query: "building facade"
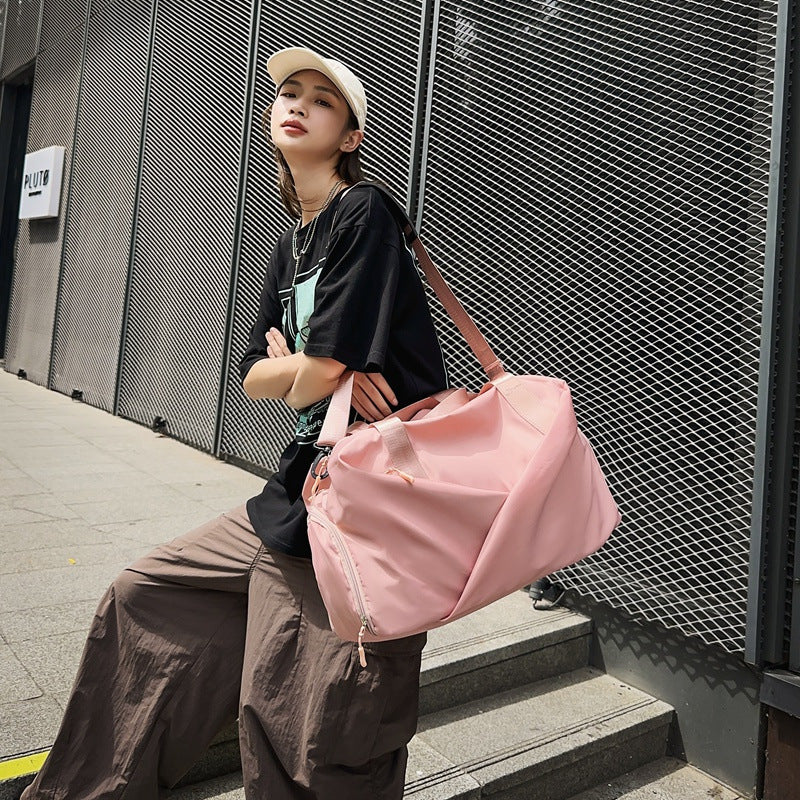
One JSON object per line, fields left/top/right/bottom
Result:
{"left": 1, "top": 1, "right": 798, "bottom": 796}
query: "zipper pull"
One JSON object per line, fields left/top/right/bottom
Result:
{"left": 357, "top": 621, "right": 368, "bottom": 667}
{"left": 385, "top": 467, "right": 415, "bottom": 484}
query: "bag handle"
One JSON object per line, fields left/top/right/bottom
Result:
{"left": 315, "top": 184, "right": 507, "bottom": 449}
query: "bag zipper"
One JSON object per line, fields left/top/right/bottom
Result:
{"left": 307, "top": 507, "right": 376, "bottom": 666}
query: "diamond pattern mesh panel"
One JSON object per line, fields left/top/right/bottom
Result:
{"left": 49, "top": 0, "right": 152, "bottom": 410}
{"left": 39, "top": 0, "right": 85, "bottom": 53}
{"left": 218, "top": 0, "right": 428, "bottom": 471}
{"left": 4, "top": 23, "right": 82, "bottom": 384}
{"left": 419, "top": 0, "right": 778, "bottom": 653}
{"left": 116, "top": 1, "right": 251, "bottom": 450}
{"left": 1, "top": 0, "right": 39, "bottom": 78}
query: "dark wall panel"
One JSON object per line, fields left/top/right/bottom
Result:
{"left": 419, "top": 0, "right": 778, "bottom": 654}
{"left": 49, "top": 0, "right": 152, "bottom": 409}
{"left": 4, "top": 23, "right": 82, "bottom": 383}
{"left": 219, "top": 0, "right": 429, "bottom": 471}
{"left": 116, "top": 0, "right": 252, "bottom": 450}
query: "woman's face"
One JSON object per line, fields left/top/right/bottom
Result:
{"left": 270, "top": 69, "right": 361, "bottom": 160}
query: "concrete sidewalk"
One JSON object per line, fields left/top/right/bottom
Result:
{"left": 0, "top": 367, "right": 266, "bottom": 778}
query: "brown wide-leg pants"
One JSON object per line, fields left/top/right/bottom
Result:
{"left": 20, "top": 503, "right": 426, "bottom": 800}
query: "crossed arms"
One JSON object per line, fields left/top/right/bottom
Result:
{"left": 242, "top": 327, "right": 397, "bottom": 422}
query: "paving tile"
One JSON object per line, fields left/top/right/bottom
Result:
{"left": 49, "top": 480, "right": 165, "bottom": 504}
{"left": 95, "top": 511, "right": 226, "bottom": 545}
{"left": 0, "top": 643, "right": 42, "bottom": 703}
{"left": 0, "top": 561, "right": 129, "bottom": 612}
{"left": 0, "top": 496, "right": 80, "bottom": 525}
{"left": 0, "top": 519, "right": 111, "bottom": 552}
{"left": 67, "top": 489, "right": 217, "bottom": 526}
{"left": 0, "top": 477, "right": 47, "bottom": 498}
{"left": 51, "top": 689, "right": 74, "bottom": 713}
{"left": 8, "top": 444, "right": 123, "bottom": 468}
{"left": 0, "top": 541, "right": 151, "bottom": 575}
{"left": 32, "top": 468, "right": 157, "bottom": 494}
{"left": 11, "top": 631, "right": 89, "bottom": 694}
{"left": 2, "top": 429, "right": 87, "bottom": 449}
{"left": 200, "top": 495, "right": 258, "bottom": 516}
{"left": 169, "top": 476, "right": 265, "bottom": 502}
{"left": 163, "top": 772, "right": 246, "bottom": 800}
{"left": 0, "top": 600, "right": 99, "bottom": 643}
{"left": 0, "top": 695, "right": 64, "bottom": 755}
{"left": 17, "top": 458, "right": 139, "bottom": 478}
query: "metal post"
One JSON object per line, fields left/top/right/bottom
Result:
{"left": 746, "top": 0, "right": 800, "bottom": 667}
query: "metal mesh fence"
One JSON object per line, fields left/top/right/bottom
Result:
{"left": 115, "top": 0, "right": 252, "bottom": 450}
{"left": 4, "top": 22, "right": 82, "bottom": 384}
{"left": 218, "top": 0, "right": 429, "bottom": 472}
{"left": 49, "top": 0, "right": 152, "bottom": 411}
{"left": 418, "top": 0, "right": 778, "bottom": 653}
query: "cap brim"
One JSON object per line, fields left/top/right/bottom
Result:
{"left": 268, "top": 48, "right": 349, "bottom": 107}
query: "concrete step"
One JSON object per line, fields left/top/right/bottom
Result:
{"left": 406, "top": 666, "right": 673, "bottom": 799}
{"left": 171, "top": 592, "right": 592, "bottom": 789}
{"left": 162, "top": 757, "right": 742, "bottom": 800}
{"left": 419, "top": 592, "right": 591, "bottom": 715}
{"left": 565, "top": 756, "right": 747, "bottom": 799}
{"left": 164, "top": 666, "right": 673, "bottom": 800}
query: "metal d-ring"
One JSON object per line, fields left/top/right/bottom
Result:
{"left": 310, "top": 448, "right": 331, "bottom": 480}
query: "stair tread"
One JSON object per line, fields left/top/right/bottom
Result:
{"left": 410, "top": 666, "right": 672, "bottom": 795}
{"left": 421, "top": 593, "right": 590, "bottom": 684}
{"left": 565, "top": 757, "right": 747, "bottom": 799}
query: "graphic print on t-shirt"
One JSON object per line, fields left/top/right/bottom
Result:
{"left": 280, "top": 257, "right": 331, "bottom": 445}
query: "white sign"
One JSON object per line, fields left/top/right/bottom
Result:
{"left": 19, "top": 146, "right": 65, "bottom": 219}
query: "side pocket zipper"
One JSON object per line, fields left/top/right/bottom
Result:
{"left": 308, "top": 507, "right": 376, "bottom": 666}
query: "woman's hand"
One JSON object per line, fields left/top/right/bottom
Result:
{"left": 352, "top": 373, "right": 398, "bottom": 422}
{"left": 266, "top": 327, "right": 292, "bottom": 358}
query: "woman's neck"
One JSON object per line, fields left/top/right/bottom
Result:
{"left": 286, "top": 161, "right": 345, "bottom": 226}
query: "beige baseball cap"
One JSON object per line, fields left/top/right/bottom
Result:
{"left": 267, "top": 47, "right": 367, "bottom": 131}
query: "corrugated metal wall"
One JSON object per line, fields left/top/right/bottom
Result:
{"left": 114, "top": 1, "right": 253, "bottom": 448}
{"left": 0, "top": 0, "right": 39, "bottom": 80}
{"left": 4, "top": 20, "right": 82, "bottom": 384}
{"left": 49, "top": 0, "right": 152, "bottom": 411}
{"left": 0, "top": 0, "right": 787, "bottom": 656}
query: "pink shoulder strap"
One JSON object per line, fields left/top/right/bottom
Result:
{"left": 316, "top": 184, "right": 506, "bottom": 449}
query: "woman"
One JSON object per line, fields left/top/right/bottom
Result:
{"left": 21, "top": 47, "right": 449, "bottom": 799}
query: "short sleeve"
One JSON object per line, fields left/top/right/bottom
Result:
{"left": 302, "top": 217, "right": 401, "bottom": 372}
{"left": 239, "top": 249, "right": 283, "bottom": 384}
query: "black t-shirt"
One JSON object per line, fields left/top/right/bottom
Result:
{"left": 239, "top": 182, "right": 450, "bottom": 558}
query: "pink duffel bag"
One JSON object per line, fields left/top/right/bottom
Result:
{"left": 302, "top": 187, "right": 621, "bottom": 665}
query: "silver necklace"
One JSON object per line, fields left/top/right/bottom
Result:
{"left": 291, "top": 179, "right": 344, "bottom": 284}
